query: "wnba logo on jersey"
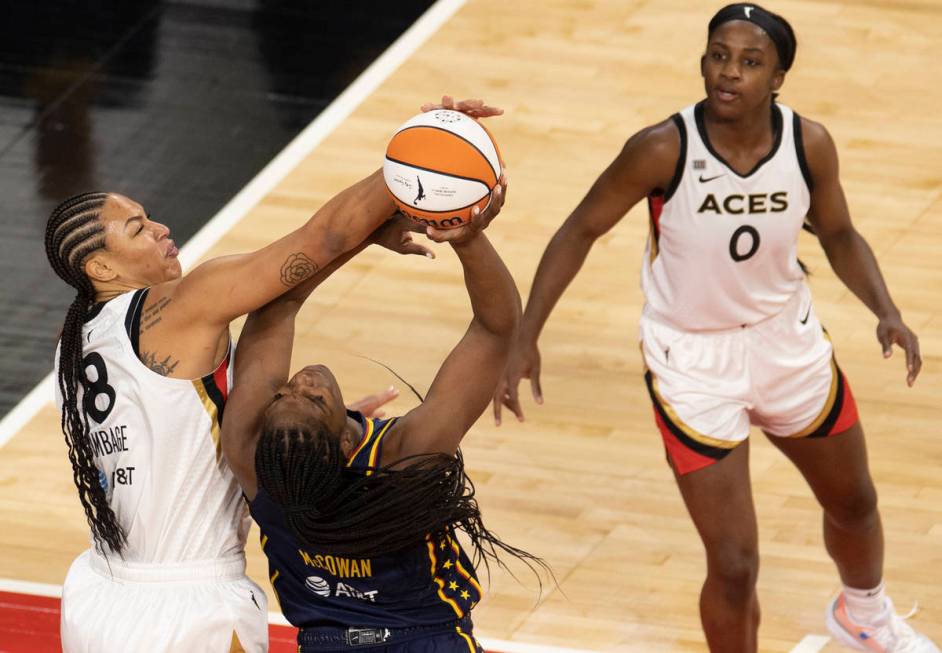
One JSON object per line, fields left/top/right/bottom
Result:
{"left": 697, "top": 192, "right": 788, "bottom": 215}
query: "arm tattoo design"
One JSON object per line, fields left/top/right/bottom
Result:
{"left": 140, "top": 296, "right": 173, "bottom": 334}
{"left": 280, "top": 252, "right": 318, "bottom": 287}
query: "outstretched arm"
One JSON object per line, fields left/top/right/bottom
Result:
{"left": 493, "top": 119, "right": 680, "bottom": 423}
{"left": 802, "top": 117, "right": 921, "bottom": 386}
{"left": 167, "top": 170, "right": 394, "bottom": 329}
{"left": 221, "top": 216, "right": 431, "bottom": 498}
{"left": 386, "top": 182, "right": 516, "bottom": 460}
{"left": 132, "top": 170, "right": 398, "bottom": 381}
{"left": 200, "top": 94, "right": 500, "bottom": 329}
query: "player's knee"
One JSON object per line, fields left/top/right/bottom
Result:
{"left": 825, "top": 482, "right": 879, "bottom": 530}
{"left": 706, "top": 544, "right": 759, "bottom": 601}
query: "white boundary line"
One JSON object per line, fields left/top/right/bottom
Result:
{"left": 0, "top": 0, "right": 467, "bottom": 450}
{"left": 0, "top": 374, "right": 54, "bottom": 450}
{"left": 0, "top": 577, "right": 62, "bottom": 598}
{"left": 789, "top": 634, "right": 831, "bottom": 653}
{"left": 0, "top": 578, "right": 597, "bottom": 653}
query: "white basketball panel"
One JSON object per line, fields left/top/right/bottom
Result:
{"left": 384, "top": 158, "right": 490, "bottom": 211}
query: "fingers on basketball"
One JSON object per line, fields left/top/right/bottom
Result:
{"left": 383, "top": 109, "right": 503, "bottom": 232}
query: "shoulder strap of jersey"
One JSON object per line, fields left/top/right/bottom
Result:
{"left": 791, "top": 108, "right": 814, "bottom": 191}
{"left": 663, "top": 112, "right": 687, "bottom": 202}
{"left": 123, "top": 287, "right": 150, "bottom": 357}
{"left": 345, "top": 413, "right": 399, "bottom": 474}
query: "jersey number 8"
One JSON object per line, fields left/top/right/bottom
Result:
{"left": 83, "top": 352, "right": 117, "bottom": 424}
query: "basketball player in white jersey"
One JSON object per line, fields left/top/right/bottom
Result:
{"left": 494, "top": 5, "right": 934, "bottom": 653}
{"left": 43, "top": 124, "right": 488, "bottom": 651}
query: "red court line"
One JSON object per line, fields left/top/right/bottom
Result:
{"left": 0, "top": 591, "right": 60, "bottom": 653}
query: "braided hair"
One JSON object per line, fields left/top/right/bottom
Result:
{"left": 255, "top": 423, "right": 547, "bottom": 582}
{"left": 45, "top": 192, "right": 127, "bottom": 555}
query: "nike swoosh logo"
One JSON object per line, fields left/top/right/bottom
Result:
{"left": 799, "top": 306, "right": 812, "bottom": 324}
{"left": 698, "top": 173, "right": 726, "bottom": 183}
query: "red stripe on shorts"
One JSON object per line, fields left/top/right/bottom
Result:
{"left": 653, "top": 407, "right": 718, "bottom": 475}
{"left": 829, "top": 373, "right": 858, "bottom": 435}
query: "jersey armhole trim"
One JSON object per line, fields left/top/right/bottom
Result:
{"left": 793, "top": 112, "right": 815, "bottom": 192}
{"left": 124, "top": 288, "right": 150, "bottom": 357}
{"left": 345, "top": 416, "right": 375, "bottom": 468}
{"left": 662, "top": 114, "right": 687, "bottom": 202}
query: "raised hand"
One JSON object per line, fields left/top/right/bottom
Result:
{"left": 370, "top": 213, "right": 435, "bottom": 258}
{"left": 347, "top": 386, "right": 400, "bottom": 419}
{"left": 421, "top": 95, "right": 503, "bottom": 119}
{"left": 425, "top": 176, "right": 507, "bottom": 246}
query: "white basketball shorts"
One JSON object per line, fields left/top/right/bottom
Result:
{"left": 640, "top": 283, "right": 858, "bottom": 475}
{"left": 61, "top": 549, "right": 269, "bottom": 653}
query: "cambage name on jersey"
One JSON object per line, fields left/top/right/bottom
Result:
{"left": 697, "top": 191, "right": 788, "bottom": 215}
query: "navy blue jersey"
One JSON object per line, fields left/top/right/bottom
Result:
{"left": 249, "top": 411, "right": 483, "bottom": 629}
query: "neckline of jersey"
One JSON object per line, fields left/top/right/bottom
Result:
{"left": 694, "top": 100, "right": 784, "bottom": 179}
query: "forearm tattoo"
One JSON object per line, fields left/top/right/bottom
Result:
{"left": 280, "top": 252, "right": 318, "bottom": 287}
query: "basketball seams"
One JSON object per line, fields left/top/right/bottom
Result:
{"left": 383, "top": 110, "right": 501, "bottom": 228}
{"left": 386, "top": 192, "right": 488, "bottom": 215}
{"left": 393, "top": 124, "right": 500, "bottom": 180}
{"left": 384, "top": 156, "right": 493, "bottom": 190}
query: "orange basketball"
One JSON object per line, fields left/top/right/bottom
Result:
{"left": 383, "top": 110, "right": 503, "bottom": 229}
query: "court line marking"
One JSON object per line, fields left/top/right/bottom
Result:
{"left": 789, "top": 634, "right": 831, "bottom": 653}
{"left": 0, "top": 578, "right": 599, "bottom": 653}
{"left": 0, "top": 577, "right": 832, "bottom": 653}
{"left": 0, "top": 577, "right": 62, "bottom": 598}
{"left": 0, "top": 0, "right": 467, "bottom": 450}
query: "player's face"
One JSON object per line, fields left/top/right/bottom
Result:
{"left": 92, "top": 194, "right": 181, "bottom": 286}
{"left": 701, "top": 21, "right": 784, "bottom": 119}
{"left": 266, "top": 364, "right": 347, "bottom": 438}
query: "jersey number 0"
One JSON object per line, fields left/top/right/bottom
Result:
{"left": 729, "top": 225, "right": 760, "bottom": 262}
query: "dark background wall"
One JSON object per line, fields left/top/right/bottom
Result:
{"left": 0, "top": 0, "right": 434, "bottom": 417}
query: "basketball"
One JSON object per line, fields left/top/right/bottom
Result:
{"left": 383, "top": 109, "right": 503, "bottom": 229}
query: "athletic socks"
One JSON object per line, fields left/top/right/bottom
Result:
{"left": 843, "top": 580, "right": 888, "bottom": 624}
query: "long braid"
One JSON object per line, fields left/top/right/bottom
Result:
{"left": 45, "top": 192, "right": 127, "bottom": 555}
{"left": 256, "top": 427, "right": 549, "bottom": 586}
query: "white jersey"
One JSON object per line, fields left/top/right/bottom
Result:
{"left": 641, "top": 101, "right": 812, "bottom": 331}
{"left": 55, "top": 288, "right": 249, "bottom": 563}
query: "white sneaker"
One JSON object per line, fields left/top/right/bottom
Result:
{"left": 826, "top": 592, "right": 940, "bottom": 653}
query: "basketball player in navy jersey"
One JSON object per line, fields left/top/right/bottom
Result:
{"left": 494, "top": 5, "right": 935, "bottom": 653}
{"left": 220, "top": 173, "right": 539, "bottom": 652}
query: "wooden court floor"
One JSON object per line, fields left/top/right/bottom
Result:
{"left": 1, "top": 1, "right": 940, "bottom": 651}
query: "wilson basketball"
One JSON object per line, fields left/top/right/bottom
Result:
{"left": 383, "top": 109, "right": 503, "bottom": 229}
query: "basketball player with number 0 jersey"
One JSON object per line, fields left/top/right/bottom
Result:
{"left": 495, "top": 4, "right": 935, "bottom": 653}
